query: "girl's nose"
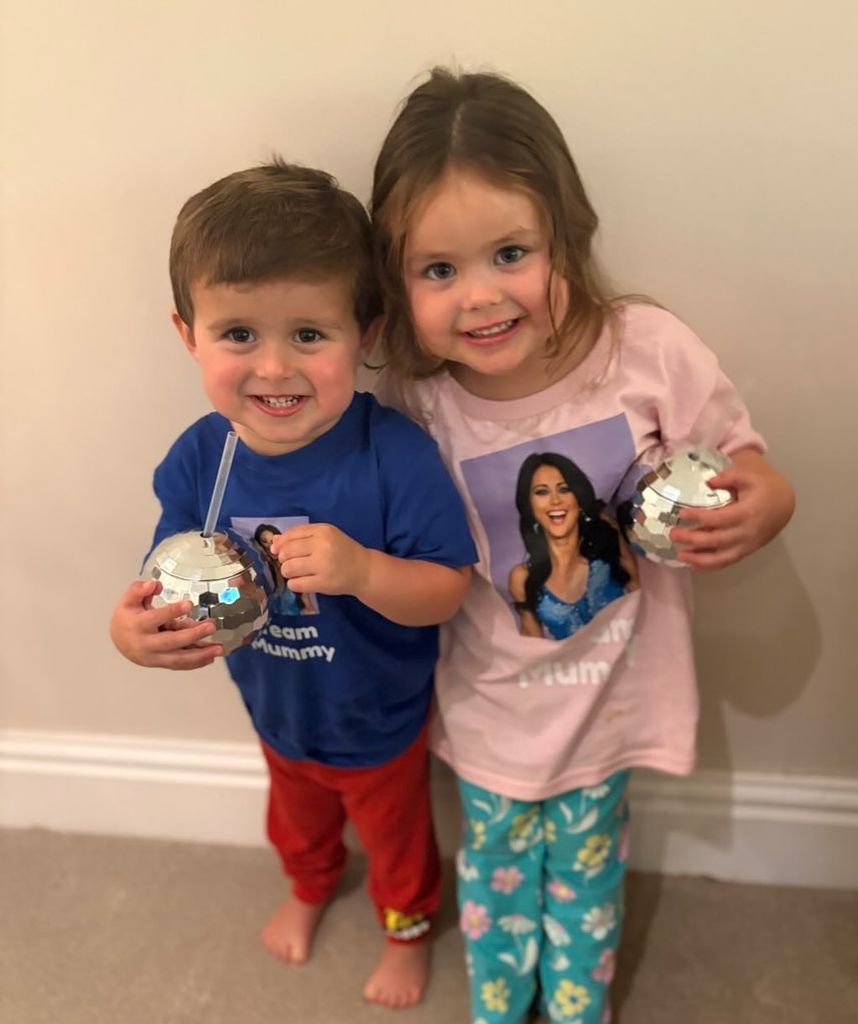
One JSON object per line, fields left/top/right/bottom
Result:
{"left": 460, "top": 274, "right": 503, "bottom": 312}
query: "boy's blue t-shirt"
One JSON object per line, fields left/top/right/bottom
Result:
{"left": 150, "top": 392, "right": 476, "bottom": 768}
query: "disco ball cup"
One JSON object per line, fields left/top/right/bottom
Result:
{"left": 142, "top": 531, "right": 269, "bottom": 654}
{"left": 626, "top": 447, "right": 733, "bottom": 567}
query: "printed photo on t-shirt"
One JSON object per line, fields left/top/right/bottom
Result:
{"left": 230, "top": 516, "right": 319, "bottom": 616}
{"left": 459, "top": 417, "right": 639, "bottom": 640}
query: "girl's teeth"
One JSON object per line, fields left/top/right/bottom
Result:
{"left": 468, "top": 319, "right": 515, "bottom": 337}
{"left": 260, "top": 395, "right": 300, "bottom": 408}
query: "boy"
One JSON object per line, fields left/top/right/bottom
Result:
{"left": 110, "top": 160, "right": 476, "bottom": 1009}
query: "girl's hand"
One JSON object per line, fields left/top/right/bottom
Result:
{"left": 109, "top": 579, "right": 224, "bottom": 669}
{"left": 670, "top": 450, "right": 795, "bottom": 571}
{"left": 271, "top": 524, "right": 371, "bottom": 597}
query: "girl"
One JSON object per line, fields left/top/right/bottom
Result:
{"left": 371, "top": 68, "right": 794, "bottom": 1024}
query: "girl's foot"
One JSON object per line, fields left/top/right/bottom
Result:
{"left": 362, "top": 941, "right": 429, "bottom": 1008}
{"left": 261, "top": 894, "right": 327, "bottom": 964}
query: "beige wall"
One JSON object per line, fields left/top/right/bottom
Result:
{"left": 2, "top": 1, "right": 855, "bottom": 778}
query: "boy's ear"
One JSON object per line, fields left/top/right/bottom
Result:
{"left": 172, "top": 309, "right": 199, "bottom": 360}
{"left": 359, "top": 315, "right": 383, "bottom": 359}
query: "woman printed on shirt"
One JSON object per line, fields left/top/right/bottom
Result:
{"left": 508, "top": 453, "right": 638, "bottom": 640}
{"left": 253, "top": 523, "right": 313, "bottom": 616}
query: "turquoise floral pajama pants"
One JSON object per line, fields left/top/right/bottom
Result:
{"left": 457, "top": 771, "right": 630, "bottom": 1024}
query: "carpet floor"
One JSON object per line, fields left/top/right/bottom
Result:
{"left": 2, "top": 828, "right": 855, "bottom": 1023}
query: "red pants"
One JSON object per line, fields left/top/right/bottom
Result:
{"left": 261, "top": 725, "right": 440, "bottom": 943}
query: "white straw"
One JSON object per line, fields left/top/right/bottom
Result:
{"left": 202, "top": 431, "right": 237, "bottom": 537}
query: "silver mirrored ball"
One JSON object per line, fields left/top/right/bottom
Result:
{"left": 142, "top": 531, "right": 268, "bottom": 653}
{"left": 626, "top": 447, "right": 732, "bottom": 567}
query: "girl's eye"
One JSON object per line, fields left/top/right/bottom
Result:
{"left": 496, "top": 245, "right": 526, "bottom": 265}
{"left": 425, "top": 262, "right": 456, "bottom": 281}
{"left": 295, "top": 328, "right": 324, "bottom": 343}
{"left": 225, "top": 327, "right": 254, "bottom": 344}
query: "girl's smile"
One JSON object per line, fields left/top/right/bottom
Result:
{"left": 462, "top": 317, "right": 523, "bottom": 345}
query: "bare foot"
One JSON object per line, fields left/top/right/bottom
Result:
{"left": 362, "top": 941, "right": 429, "bottom": 1009}
{"left": 261, "top": 894, "right": 327, "bottom": 964}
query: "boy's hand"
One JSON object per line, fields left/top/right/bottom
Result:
{"left": 109, "top": 579, "right": 224, "bottom": 669}
{"left": 670, "top": 450, "right": 795, "bottom": 571}
{"left": 270, "top": 524, "right": 370, "bottom": 597}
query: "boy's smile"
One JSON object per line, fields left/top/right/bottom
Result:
{"left": 174, "top": 277, "right": 372, "bottom": 456}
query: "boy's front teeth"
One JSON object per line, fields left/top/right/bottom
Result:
{"left": 260, "top": 395, "right": 300, "bottom": 408}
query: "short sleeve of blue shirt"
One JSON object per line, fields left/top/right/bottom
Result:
{"left": 370, "top": 400, "right": 477, "bottom": 568}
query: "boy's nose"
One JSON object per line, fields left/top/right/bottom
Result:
{"left": 256, "top": 345, "right": 296, "bottom": 380}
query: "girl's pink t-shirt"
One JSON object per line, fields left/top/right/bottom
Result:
{"left": 379, "top": 305, "right": 765, "bottom": 799}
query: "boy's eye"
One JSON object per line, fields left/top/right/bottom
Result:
{"left": 295, "top": 328, "right": 324, "bottom": 343}
{"left": 425, "top": 262, "right": 456, "bottom": 281}
{"left": 496, "top": 245, "right": 526, "bottom": 265}
{"left": 224, "top": 327, "right": 254, "bottom": 343}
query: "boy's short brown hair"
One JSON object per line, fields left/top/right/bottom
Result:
{"left": 170, "top": 158, "right": 381, "bottom": 330}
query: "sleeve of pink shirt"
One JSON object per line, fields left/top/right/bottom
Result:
{"left": 644, "top": 308, "right": 766, "bottom": 456}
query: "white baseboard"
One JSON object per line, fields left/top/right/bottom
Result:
{"left": 2, "top": 730, "right": 856, "bottom": 889}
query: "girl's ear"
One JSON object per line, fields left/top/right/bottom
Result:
{"left": 172, "top": 309, "right": 198, "bottom": 359}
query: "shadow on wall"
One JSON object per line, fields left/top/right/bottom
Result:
{"left": 615, "top": 537, "right": 819, "bottom": 1019}
{"left": 694, "top": 536, "right": 819, "bottom": 733}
